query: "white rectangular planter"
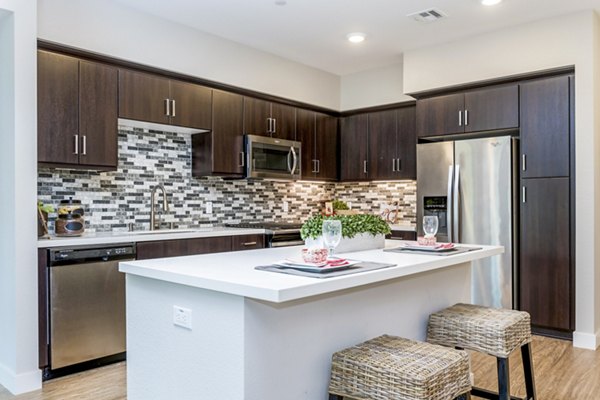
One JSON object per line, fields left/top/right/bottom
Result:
{"left": 305, "top": 233, "right": 385, "bottom": 253}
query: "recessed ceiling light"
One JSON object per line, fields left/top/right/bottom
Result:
{"left": 481, "top": 0, "right": 502, "bottom": 6}
{"left": 346, "top": 32, "right": 366, "bottom": 43}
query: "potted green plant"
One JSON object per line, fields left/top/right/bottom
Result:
{"left": 38, "top": 200, "right": 54, "bottom": 237}
{"left": 301, "top": 213, "right": 391, "bottom": 253}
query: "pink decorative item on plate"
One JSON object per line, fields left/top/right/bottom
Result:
{"left": 302, "top": 248, "right": 329, "bottom": 264}
{"left": 417, "top": 235, "right": 437, "bottom": 246}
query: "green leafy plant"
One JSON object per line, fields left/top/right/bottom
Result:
{"left": 332, "top": 199, "right": 349, "bottom": 211}
{"left": 301, "top": 214, "right": 391, "bottom": 240}
{"left": 37, "top": 200, "right": 55, "bottom": 214}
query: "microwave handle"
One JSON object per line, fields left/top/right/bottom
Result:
{"left": 290, "top": 147, "right": 298, "bottom": 175}
{"left": 287, "top": 148, "right": 293, "bottom": 173}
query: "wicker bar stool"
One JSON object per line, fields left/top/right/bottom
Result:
{"left": 328, "top": 334, "right": 471, "bottom": 400}
{"left": 427, "top": 303, "right": 536, "bottom": 400}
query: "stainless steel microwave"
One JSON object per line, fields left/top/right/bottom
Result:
{"left": 245, "top": 134, "right": 301, "bottom": 180}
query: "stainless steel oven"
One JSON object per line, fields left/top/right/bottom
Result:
{"left": 246, "top": 134, "right": 301, "bottom": 180}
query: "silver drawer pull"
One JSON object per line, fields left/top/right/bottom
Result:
{"left": 82, "top": 135, "right": 87, "bottom": 155}
{"left": 243, "top": 241, "right": 257, "bottom": 246}
{"left": 164, "top": 99, "right": 170, "bottom": 116}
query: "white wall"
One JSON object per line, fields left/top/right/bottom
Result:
{"left": 340, "top": 61, "right": 414, "bottom": 111}
{"left": 405, "top": 11, "right": 600, "bottom": 349}
{"left": 0, "top": 0, "right": 41, "bottom": 394}
{"left": 37, "top": 0, "right": 341, "bottom": 110}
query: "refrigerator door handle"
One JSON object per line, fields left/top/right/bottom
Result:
{"left": 453, "top": 165, "right": 460, "bottom": 242}
{"left": 447, "top": 165, "right": 454, "bottom": 243}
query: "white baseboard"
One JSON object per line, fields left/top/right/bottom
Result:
{"left": 573, "top": 330, "right": 600, "bottom": 350}
{"left": 0, "top": 362, "right": 42, "bottom": 395}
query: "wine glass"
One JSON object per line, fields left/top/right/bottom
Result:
{"left": 322, "top": 220, "right": 342, "bottom": 258}
{"left": 423, "top": 216, "right": 439, "bottom": 237}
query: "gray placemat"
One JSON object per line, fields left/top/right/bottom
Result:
{"left": 383, "top": 245, "right": 482, "bottom": 256}
{"left": 255, "top": 261, "right": 396, "bottom": 279}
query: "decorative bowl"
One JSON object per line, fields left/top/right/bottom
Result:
{"left": 302, "top": 248, "right": 329, "bottom": 263}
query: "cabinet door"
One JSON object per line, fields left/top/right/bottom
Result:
{"left": 368, "top": 109, "right": 397, "bottom": 180}
{"left": 231, "top": 234, "right": 265, "bottom": 251}
{"left": 520, "top": 76, "right": 570, "bottom": 178}
{"left": 169, "top": 80, "right": 212, "bottom": 130}
{"left": 78, "top": 61, "right": 118, "bottom": 168}
{"left": 118, "top": 70, "right": 170, "bottom": 125}
{"left": 136, "top": 237, "right": 232, "bottom": 260}
{"left": 38, "top": 51, "right": 80, "bottom": 165}
{"left": 464, "top": 85, "right": 518, "bottom": 133}
{"left": 340, "top": 114, "right": 369, "bottom": 181}
{"left": 397, "top": 106, "right": 417, "bottom": 180}
{"left": 243, "top": 97, "right": 270, "bottom": 136}
{"left": 296, "top": 108, "right": 316, "bottom": 179}
{"left": 520, "top": 178, "right": 571, "bottom": 331}
{"left": 271, "top": 103, "right": 296, "bottom": 140}
{"left": 315, "top": 113, "right": 339, "bottom": 181}
{"left": 192, "top": 90, "right": 244, "bottom": 177}
{"left": 416, "top": 93, "right": 464, "bottom": 137}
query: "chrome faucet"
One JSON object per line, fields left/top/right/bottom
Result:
{"left": 150, "top": 184, "right": 169, "bottom": 230}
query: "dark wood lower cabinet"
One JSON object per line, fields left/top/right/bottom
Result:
{"left": 136, "top": 236, "right": 232, "bottom": 260}
{"left": 231, "top": 234, "right": 265, "bottom": 251}
{"left": 520, "top": 177, "right": 572, "bottom": 334}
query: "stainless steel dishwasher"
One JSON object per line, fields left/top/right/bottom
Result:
{"left": 47, "top": 244, "right": 135, "bottom": 374}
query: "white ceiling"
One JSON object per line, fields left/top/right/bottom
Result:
{"left": 112, "top": 0, "right": 600, "bottom": 76}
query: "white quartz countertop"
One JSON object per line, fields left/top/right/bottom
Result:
{"left": 389, "top": 224, "right": 416, "bottom": 231}
{"left": 119, "top": 241, "right": 503, "bottom": 303}
{"left": 37, "top": 227, "right": 265, "bottom": 248}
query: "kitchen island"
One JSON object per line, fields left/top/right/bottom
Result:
{"left": 120, "top": 242, "right": 503, "bottom": 400}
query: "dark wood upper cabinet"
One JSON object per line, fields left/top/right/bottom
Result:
{"left": 169, "top": 80, "right": 212, "bottom": 130}
{"left": 296, "top": 108, "right": 316, "bottom": 179}
{"left": 78, "top": 61, "right": 118, "bottom": 168}
{"left": 38, "top": 50, "right": 118, "bottom": 169}
{"left": 244, "top": 97, "right": 296, "bottom": 140}
{"left": 192, "top": 90, "right": 244, "bottom": 177}
{"left": 315, "top": 113, "right": 338, "bottom": 181}
{"left": 416, "top": 93, "right": 464, "bottom": 137}
{"left": 368, "top": 109, "right": 397, "bottom": 181}
{"left": 520, "top": 177, "right": 572, "bottom": 331}
{"left": 416, "top": 85, "right": 518, "bottom": 137}
{"left": 119, "top": 69, "right": 212, "bottom": 130}
{"left": 118, "top": 70, "right": 170, "bottom": 125}
{"left": 464, "top": 85, "right": 519, "bottom": 133}
{"left": 520, "top": 76, "right": 570, "bottom": 178}
{"left": 340, "top": 114, "right": 369, "bottom": 181}
{"left": 396, "top": 106, "right": 417, "bottom": 179}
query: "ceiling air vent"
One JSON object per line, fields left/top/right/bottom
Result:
{"left": 407, "top": 8, "right": 447, "bottom": 23}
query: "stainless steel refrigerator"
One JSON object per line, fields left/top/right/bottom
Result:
{"left": 416, "top": 136, "right": 518, "bottom": 309}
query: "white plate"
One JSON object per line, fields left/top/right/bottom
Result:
{"left": 401, "top": 243, "right": 456, "bottom": 252}
{"left": 274, "top": 259, "right": 362, "bottom": 273}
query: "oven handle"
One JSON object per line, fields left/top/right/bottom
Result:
{"left": 269, "top": 240, "right": 305, "bottom": 248}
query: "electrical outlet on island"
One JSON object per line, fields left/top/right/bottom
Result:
{"left": 173, "top": 306, "right": 192, "bottom": 330}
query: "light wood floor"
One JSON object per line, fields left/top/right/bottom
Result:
{"left": 0, "top": 336, "right": 598, "bottom": 399}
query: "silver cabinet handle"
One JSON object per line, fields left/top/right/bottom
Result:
{"left": 392, "top": 158, "right": 396, "bottom": 172}
{"left": 164, "top": 99, "right": 170, "bottom": 116}
{"left": 242, "top": 241, "right": 257, "bottom": 246}
{"left": 73, "top": 135, "right": 79, "bottom": 155}
{"left": 273, "top": 118, "right": 276, "bottom": 134}
{"left": 363, "top": 160, "right": 367, "bottom": 174}
{"left": 397, "top": 158, "right": 402, "bottom": 171}
{"left": 458, "top": 110, "right": 462, "bottom": 127}
{"left": 522, "top": 154, "right": 526, "bottom": 171}
{"left": 522, "top": 186, "right": 527, "bottom": 203}
{"left": 171, "top": 100, "right": 176, "bottom": 117}
{"left": 316, "top": 159, "right": 320, "bottom": 173}
{"left": 311, "top": 160, "right": 316, "bottom": 173}
{"left": 82, "top": 135, "right": 87, "bottom": 155}
{"left": 267, "top": 118, "right": 273, "bottom": 133}
{"left": 239, "top": 152, "right": 245, "bottom": 167}
{"left": 464, "top": 109, "right": 469, "bottom": 126}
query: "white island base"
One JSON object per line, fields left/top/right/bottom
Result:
{"left": 122, "top": 244, "right": 502, "bottom": 400}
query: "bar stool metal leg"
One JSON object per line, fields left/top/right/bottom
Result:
{"left": 521, "top": 343, "right": 537, "bottom": 400}
{"left": 497, "top": 357, "right": 510, "bottom": 400}
{"left": 329, "top": 394, "right": 343, "bottom": 400}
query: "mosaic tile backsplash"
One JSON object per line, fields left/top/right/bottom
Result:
{"left": 38, "top": 126, "right": 417, "bottom": 232}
